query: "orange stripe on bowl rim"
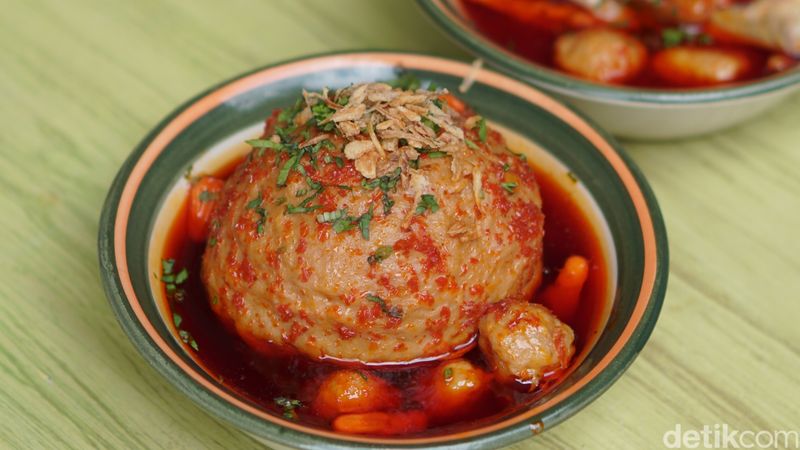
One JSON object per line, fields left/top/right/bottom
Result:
{"left": 113, "top": 52, "right": 658, "bottom": 445}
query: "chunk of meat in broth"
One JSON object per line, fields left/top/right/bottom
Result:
{"left": 710, "top": 0, "right": 800, "bottom": 56}
{"left": 478, "top": 302, "right": 575, "bottom": 390}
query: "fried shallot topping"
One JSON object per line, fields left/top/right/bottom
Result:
{"left": 297, "top": 82, "right": 472, "bottom": 181}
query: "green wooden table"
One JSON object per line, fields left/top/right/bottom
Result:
{"left": 2, "top": 1, "right": 798, "bottom": 448}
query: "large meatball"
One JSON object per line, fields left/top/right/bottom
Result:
{"left": 202, "top": 83, "right": 545, "bottom": 364}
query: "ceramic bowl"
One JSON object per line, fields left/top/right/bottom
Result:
{"left": 98, "top": 51, "right": 668, "bottom": 449}
{"left": 417, "top": 0, "right": 800, "bottom": 140}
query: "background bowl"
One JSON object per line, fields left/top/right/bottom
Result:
{"left": 98, "top": 51, "right": 668, "bottom": 449}
{"left": 417, "top": 0, "right": 800, "bottom": 140}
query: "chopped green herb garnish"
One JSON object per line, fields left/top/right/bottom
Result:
{"left": 274, "top": 196, "right": 287, "bottom": 205}
{"left": 382, "top": 192, "right": 395, "bottom": 215}
{"left": 428, "top": 81, "right": 438, "bottom": 92}
{"left": 161, "top": 259, "right": 188, "bottom": 301}
{"left": 502, "top": 163, "right": 511, "bottom": 172}
{"left": 208, "top": 236, "right": 217, "bottom": 246}
{"left": 274, "top": 397, "right": 302, "bottom": 409}
{"left": 277, "top": 99, "right": 304, "bottom": 125}
{"left": 359, "top": 206, "right": 373, "bottom": 240}
{"left": 245, "top": 194, "right": 268, "bottom": 234}
{"left": 505, "top": 147, "right": 527, "bottom": 162}
{"left": 500, "top": 182, "right": 518, "bottom": 194}
{"left": 465, "top": 139, "right": 480, "bottom": 150}
{"left": 357, "top": 371, "right": 369, "bottom": 381}
{"left": 246, "top": 139, "right": 283, "bottom": 150}
{"left": 316, "top": 209, "right": 347, "bottom": 224}
{"left": 367, "top": 246, "right": 394, "bottom": 265}
{"left": 277, "top": 150, "right": 303, "bottom": 187}
{"left": 443, "top": 367, "right": 454, "bottom": 380}
{"left": 285, "top": 184, "right": 324, "bottom": 215}
{"left": 365, "top": 294, "right": 403, "bottom": 319}
{"left": 425, "top": 151, "right": 449, "bottom": 159}
{"left": 295, "top": 188, "right": 307, "bottom": 197}
{"left": 415, "top": 194, "right": 440, "bottom": 215}
{"left": 662, "top": 28, "right": 685, "bottom": 48}
{"left": 311, "top": 101, "right": 336, "bottom": 131}
{"left": 211, "top": 295, "right": 219, "bottom": 306}
{"left": 380, "top": 167, "right": 402, "bottom": 191}
{"left": 286, "top": 204, "right": 321, "bottom": 214}
{"left": 256, "top": 215, "right": 267, "bottom": 235}
{"left": 305, "top": 178, "right": 322, "bottom": 192}
{"left": 174, "top": 268, "right": 189, "bottom": 285}
{"left": 274, "top": 125, "right": 294, "bottom": 144}
{"left": 274, "top": 397, "right": 303, "bottom": 420}
{"left": 178, "top": 330, "right": 198, "bottom": 351}
{"left": 198, "top": 190, "right": 216, "bottom": 202}
{"left": 361, "top": 167, "right": 402, "bottom": 216}
{"left": 246, "top": 194, "right": 263, "bottom": 210}
{"left": 567, "top": 171, "right": 579, "bottom": 183}
{"left": 392, "top": 72, "right": 421, "bottom": 91}
{"left": 409, "top": 158, "right": 420, "bottom": 169}
{"left": 421, "top": 116, "right": 440, "bottom": 133}
{"left": 162, "top": 259, "right": 175, "bottom": 275}
{"left": 332, "top": 216, "right": 357, "bottom": 233}
{"left": 334, "top": 156, "right": 344, "bottom": 168}
{"left": 172, "top": 312, "right": 182, "bottom": 328}
{"left": 477, "top": 117, "right": 487, "bottom": 143}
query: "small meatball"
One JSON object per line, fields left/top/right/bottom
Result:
{"left": 427, "top": 359, "right": 491, "bottom": 419}
{"left": 312, "top": 370, "right": 399, "bottom": 420}
{"left": 554, "top": 28, "right": 647, "bottom": 84}
{"left": 478, "top": 302, "right": 575, "bottom": 389}
{"left": 651, "top": 46, "right": 753, "bottom": 86}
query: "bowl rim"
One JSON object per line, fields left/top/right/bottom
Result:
{"left": 98, "top": 50, "right": 668, "bottom": 449}
{"left": 417, "top": 0, "right": 800, "bottom": 105}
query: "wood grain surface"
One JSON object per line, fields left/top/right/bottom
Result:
{"left": 1, "top": 0, "right": 798, "bottom": 448}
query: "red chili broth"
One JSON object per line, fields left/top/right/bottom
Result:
{"left": 160, "top": 160, "right": 609, "bottom": 435}
{"left": 462, "top": 0, "right": 793, "bottom": 88}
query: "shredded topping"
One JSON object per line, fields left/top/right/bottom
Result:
{"left": 299, "top": 82, "right": 471, "bottom": 179}
{"left": 246, "top": 78, "right": 516, "bottom": 241}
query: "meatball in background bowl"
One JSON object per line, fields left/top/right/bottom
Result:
{"left": 418, "top": 0, "right": 800, "bottom": 140}
{"left": 98, "top": 51, "right": 668, "bottom": 449}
